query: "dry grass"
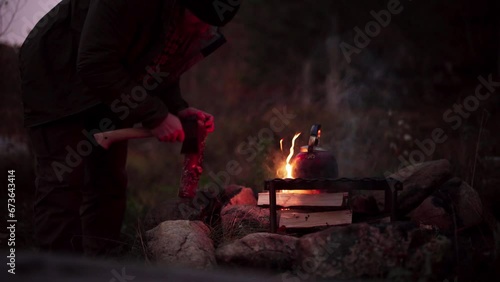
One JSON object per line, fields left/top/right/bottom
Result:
{"left": 209, "top": 206, "right": 270, "bottom": 246}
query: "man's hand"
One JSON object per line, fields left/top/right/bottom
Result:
{"left": 177, "top": 107, "right": 215, "bottom": 133}
{"left": 151, "top": 114, "right": 185, "bottom": 142}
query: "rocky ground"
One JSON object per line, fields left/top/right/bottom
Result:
{"left": 143, "top": 160, "right": 500, "bottom": 281}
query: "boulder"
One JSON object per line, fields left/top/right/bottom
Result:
{"left": 409, "top": 196, "right": 453, "bottom": 230}
{"left": 223, "top": 185, "right": 257, "bottom": 207}
{"left": 143, "top": 185, "right": 257, "bottom": 231}
{"left": 403, "top": 235, "right": 453, "bottom": 280}
{"left": 220, "top": 205, "right": 270, "bottom": 242}
{"left": 146, "top": 220, "right": 216, "bottom": 269}
{"left": 216, "top": 233, "right": 298, "bottom": 270}
{"left": 293, "top": 222, "right": 452, "bottom": 280}
{"left": 389, "top": 159, "right": 453, "bottom": 216}
{"left": 410, "top": 178, "right": 483, "bottom": 231}
{"left": 453, "top": 181, "right": 483, "bottom": 228}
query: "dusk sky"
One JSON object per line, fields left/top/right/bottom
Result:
{"left": 1, "top": 0, "right": 60, "bottom": 45}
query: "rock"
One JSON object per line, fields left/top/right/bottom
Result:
{"left": 293, "top": 222, "right": 452, "bottom": 280}
{"left": 228, "top": 187, "right": 257, "bottom": 206}
{"left": 295, "top": 223, "right": 409, "bottom": 279}
{"left": 453, "top": 181, "right": 483, "bottom": 228}
{"left": 391, "top": 159, "right": 453, "bottom": 216}
{"left": 216, "top": 233, "right": 298, "bottom": 270}
{"left": 223, "top": 185, "right": 257, "bottom": 207}
{"left": 410, "top": 178, "right": 483, "bottom": 231}
{"left": 143, "top": 185, "right": 257, "bottom": 231}
{"left": 194, "top": 185, "right": 258, "bottom": 229}
{"left": 387, "top": 236, "right": 454, "bottom": 281}
{"left": 410, "top": 196, "right": 453, "bottom": 230}
{"left": 146, "top": 220, "right": 216, "bottom": 269}
{"left": 220, "top": 205, "right": 270, "bottom": 242}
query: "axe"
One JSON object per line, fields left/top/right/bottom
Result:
{"left": 93, "top": 117, "right": 207, "bottom": 199}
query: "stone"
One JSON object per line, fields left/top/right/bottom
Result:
{"left": 143, "top": 185, "right": 257, "bottom": 232}
{"left": 216, "top": 233, "right": 298, "bottom": 270}
{"left": 410, "top": 178, "right": 483, "bottom": 231}
{"left": 223, "top": 185, "right": 257, "bottom": 207}
{"left": 294, "top": 223, "right": 408, "bottom": 279}
{"left": 292, "top": 222, "right": 451, "bottom": 280}
{"left": 194, "top": 185, "right": 258, "bottom": 229}
{"left": 220, "top": 205, "right": 270, "bottom": 242}
{"left": 390, "top": 159, "right": 453, "bottom": 216}
{"left": 410, "top": 196, "right": 452, "bottom": 230}
{"left": 453, "top": 181, "right": 483, "bottom": 229}
{"left": 402, "top": 235, "right": 453, "bottom": 280}
{"left": 146, "top": 220, "right": 216, "bottom": 269}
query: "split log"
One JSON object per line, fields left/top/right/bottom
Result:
{"left": 257, "top": 192, "right": 344, "bottom": 207}
{"left": 279, "top": 210, "right": 352, "bottom": 228}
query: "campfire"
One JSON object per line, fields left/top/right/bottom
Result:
{"left": 258, "top": 124, "right": 402, "bottom": 232}
{"left": 279, "top": 132, "right": 301, "bottom": 179}
{"left": 277, "top": 132, "right": 320, "bottom": 195}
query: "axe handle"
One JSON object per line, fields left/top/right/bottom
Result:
{"left": 94, "top": 128, "right": 153, "bottom": 149}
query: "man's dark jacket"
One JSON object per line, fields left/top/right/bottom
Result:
{"left": 19, "top": 0, "right": 225, "bottom": 127}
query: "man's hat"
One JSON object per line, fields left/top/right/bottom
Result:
{"left": 181, "top": 0, "right": 241, "bottom": 26}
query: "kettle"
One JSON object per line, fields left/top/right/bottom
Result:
{"left": 291, "top": 124, "right": 339, "bottom": 179}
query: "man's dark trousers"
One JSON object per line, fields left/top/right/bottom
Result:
{"left": 28, "top": 105, "right": 128, "bottom": 255}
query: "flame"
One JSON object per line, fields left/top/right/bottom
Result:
{"left": 277, "top": 133, "right": 321, "bottom": 194}
{"left": 283, "top": 133, "right": 301, "bottom": 178}
{"left": 277, "top": 133, "right": 325, "bottom": 194}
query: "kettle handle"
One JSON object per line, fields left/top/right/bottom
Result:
{"left": 308, "top": 124, "right": 321, "bottom": 153}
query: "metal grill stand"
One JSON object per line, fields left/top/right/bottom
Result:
{"left": 264, "top": 177, "right": 403, "bottom": 233}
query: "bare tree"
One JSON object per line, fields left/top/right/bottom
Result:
{"left": 0, "top": 0, "right": 25, "bottom": 38}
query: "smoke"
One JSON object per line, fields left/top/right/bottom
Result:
{"left": 290, "top": 26, "right": 402, "bottom": 178}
